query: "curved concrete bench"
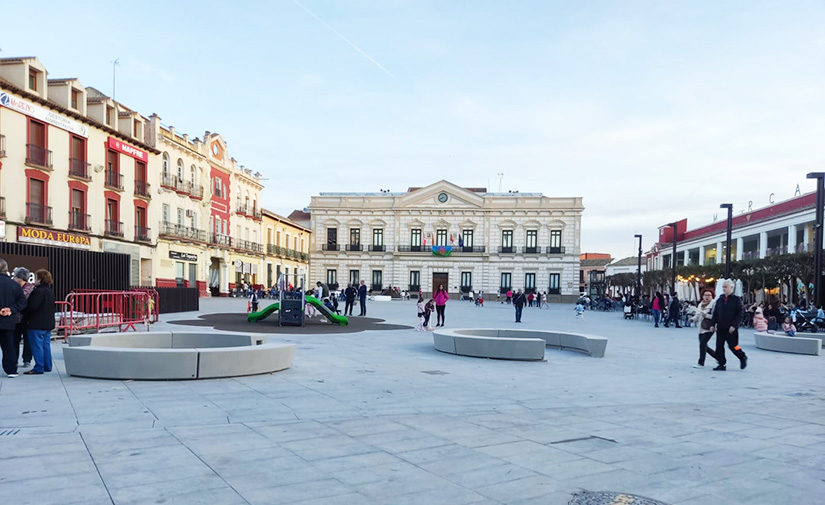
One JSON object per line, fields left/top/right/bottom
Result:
{"left": 753, "top": 332, "right": 822, "bottom": 356}
{"left": 433, "top": 328, "right": 607, "bottom": 361}
{"left": 63, "top": 331, "right": 295, "bottom": 380}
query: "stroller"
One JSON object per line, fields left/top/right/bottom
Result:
{"left": 623, "top": 303, "right": 634, "bottom": 320}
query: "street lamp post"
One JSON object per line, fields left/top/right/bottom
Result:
{"left": 806, "top": 173, "right": 825, "bottom": 308}
{"left": 634, "top": 234, "right": 642, "bottom": 300}
{"left": 667, "top": 223, "right": 678, "bottom": 294}
{"left": 720, "top": 204, "right": 733, "bottom": 279}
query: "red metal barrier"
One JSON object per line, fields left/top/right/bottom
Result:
{"left": 57, "top": 290, "right": 158, "bottom": 337}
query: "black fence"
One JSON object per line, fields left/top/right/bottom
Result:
{"left": 0, "top": 242, "right": 130, "bottom": 302}
{"left": 132, "top": 286, "right": 199, "bottom": 314}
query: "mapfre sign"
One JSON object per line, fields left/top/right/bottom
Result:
{"left": 17, "top": 226, "right": 92, "bottom": 250}
{"left": 107, "top": 137, "right": 149, "bottom": 163}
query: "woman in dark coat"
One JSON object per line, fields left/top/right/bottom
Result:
{"left": 23, "top": 269, "right": 55, "bottom": 375}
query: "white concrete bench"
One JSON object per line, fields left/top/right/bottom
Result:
{"left": 753, "top": 331, "right": 822, "bottom": 356}
{"left": 433, "top": 328, "right": 608, "bottom": 361}
{"left": 64, "top": 331, "right": 295, "bottom": 380}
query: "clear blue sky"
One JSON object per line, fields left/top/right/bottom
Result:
{"left": 3, "top": 1, "right": 824, "bottom": 258}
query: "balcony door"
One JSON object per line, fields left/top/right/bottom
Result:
{"left": 71, "top": 188, "right": 84, "bottom": 229}
{"left": 29, "top": 179, "right": 45, "bottom": 207}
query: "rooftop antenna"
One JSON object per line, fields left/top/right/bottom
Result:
{"left": 112, "top": 58, "right": 120, "bottom": 100}
{"left": 497, "top": 173, "right": 504, "bottom": 193}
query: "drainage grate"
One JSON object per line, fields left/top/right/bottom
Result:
{"left": 0, "top": 429, "right": 21, "bottom": 436}
{"left": 421, "top": 370, "right": 449, "bottom": 375}
{"left": 570, "top": 491, "right": 670, "bottom": 505}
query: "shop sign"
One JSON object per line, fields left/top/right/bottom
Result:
{"left": 169, "top": 250, "right": 198, "bottom": 262}
{"left": 107, "top": 137, "right": 149, "bottom": 162}
{"left": 0, "top": 92, "right": 89, "bottom": 137}
{"left": 17, "top": 226, "right": 91, "bottom": 250}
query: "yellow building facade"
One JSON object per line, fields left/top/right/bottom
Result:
{"left": 261, "top": 209, "right": 310, "bottom": 289}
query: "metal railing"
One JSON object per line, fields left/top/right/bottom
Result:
{"left": 159, "top": 221, "right": 207, "bottom": 242}
{"left": 322, "top": 244, "right": 339, "bottom": 251}
{"left": 105, "top": 171, "right": 123, "bottom": 190}
{"left": 236, "top": 204, "right": 249, "bottom": 215}
{"left": 346, "top": 244, "right": 363, "bottom": 252}
{"left": 69, "top": 158, "right": 91, "bottom": 180}
{"left": 368, "top": 244, "right": 385, "bottom": 252}
{"left": 236, "top": 240, "right": 263, "bottom": 254}
{"left": 26, "top": 203, "right": 52, "bottom": 225}
{"left": 26, "top": 144, "right": 52, "bottom": 168}
{"left": 546, "top": 246, "right": 566, "bottom": 254}
{"left": 397, "top": 245, "right": 424, "bottom": 252}
{"left": 209, "top": 233, "right": 232, "bottom": 248}
{"left": 135, "top": 226, "right": 151, "bottom": 243}
{"left": 134, "top": 179, "right": 151, "bottom": 198}
{"left": 523, "top": 247, "right": 540, "bottom": 254}
{"left": 455, "top": 246, "right": 485, "bottom": 253}
{"left": 68, "top": 210, "right": 90, "bottom": 231}
{"left": 105, "top": 219, "right": 124, "bottom": 237}
{"left": 161, "top": 173, "right": 176, "bottom": 190}
{"left": 498, "top": 246, "right": 515, "bottom": 254}
{"left": 253, "top": 209, "right": 262, "bottom": 220}
{"left": 188, "top": 183, "right": 203, "bottom": 199}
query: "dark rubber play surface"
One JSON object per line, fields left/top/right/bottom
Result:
{"left": 169, "top": 312, "right": 412, "bottom": 334}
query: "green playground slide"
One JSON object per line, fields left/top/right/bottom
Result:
{"left": 305, "top": 296, "right": 348, "bottom": 326}
{"left": 247, "top": 298, "right": 348, "bottom": 326}
{"left": 247, "top": 302, "right": 279, "bottom": 322}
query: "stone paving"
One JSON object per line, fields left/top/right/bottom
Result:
{"left": 1, "top": 297, "right": 824, "bottom": 505}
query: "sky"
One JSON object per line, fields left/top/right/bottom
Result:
{"left": 2, "top": 0, "right": 824, "bottom": 259}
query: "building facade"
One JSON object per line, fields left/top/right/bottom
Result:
{"left": 308, "top": 181, "right": 583, "bottom": 301}
{"left": 578, "top": 253, "right": 612, "bottom": 298}
{"left": 0, "top": 57, "right": 158, "bottom": 285}
{"left": 648, "top": 191, "right": 818, "bottom": 271}
{"left": 262, "top": 209, "right": 310, "bottom": 289}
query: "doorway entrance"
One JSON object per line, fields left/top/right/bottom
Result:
{"left": 432, "top": 272, "right": 448, "bottom": 297}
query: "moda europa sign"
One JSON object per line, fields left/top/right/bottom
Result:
{"left": 0, "top": 92, "right": 89, "bottom": 138}
{"left": 17, "top": 226, "right": 92, "bottom": 250}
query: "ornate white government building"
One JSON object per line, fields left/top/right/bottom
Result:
{"left": 308, "top": 181, "right": 583, "bottom": 302}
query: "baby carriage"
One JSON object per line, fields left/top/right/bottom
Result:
{"left": 623, "top": 303, "right": 634, "bottom": 320}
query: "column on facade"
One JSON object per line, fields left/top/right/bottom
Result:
{"left": 759, "top": 231, "right": 768, "bottom": 259}
{"left": 735, "top": 237, "right": 744, "bottom": 261}
{"left": 698, "top": 245, "right": 705, "bottom": 266}
{"left": 803, "top": 224, "right": 810, "bottom": 252}
{"left": 788, "top": 225, "right": 797, "bottom": 254}
{"left": 716, "top": 242, "right": 723, "bottom": 265}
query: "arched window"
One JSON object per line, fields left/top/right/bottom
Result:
{"left": 176, "top": 159, "right": 184, "bottom": 181}
{"left": 162, "top": 153, "right": 170, "bottom": 176}
{"left": 190, "top": 165, "right": 196, "bottom": 185}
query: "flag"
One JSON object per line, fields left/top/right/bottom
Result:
{"left": 450, "top": 234, "right": 454, "bottom": 244}
{"left": 432, "top": 246, "right": 452, "bottom": 257}
{"left": 458, "top": 236, "right": 464, "bottom": 247}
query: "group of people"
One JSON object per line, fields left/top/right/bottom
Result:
{"left": 415, "top": 284, "right": 450, "bottom": 330}
{"left": 0, "top": 259, "right": 56, "bottom": 378}
{"left": 502, "top": 289, "right": 549, "bottom": 307}
{"left": 690, "top": 280, "right": 748, "bottom": 371}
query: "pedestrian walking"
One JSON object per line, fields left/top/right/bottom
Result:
{"left": 527, "top": 292, "right": 534, "bottom": 307}
{"left": 249, "top": 290, "right": 259, "bottom": 313}
{"left": 710, "top": 279, "right": 748, "bottom": 371}
{"left": 691, "top": 289, "right": 719, "bottom": 368}
{"left": 358, "top": 280, "right": 368, "bottom": 316}
{"left": 664, "top": 292, "right": 682, "bottom": 328}
{"left": 0, "top": 259, "right": 28, "bottom": 378}
{"left": 506, "top": 289, "right": 513, "bottom": 304}
{"left": 22, "top": 269, "right": 55, "bottom": 375}
{"left": 434, "top": 284, "right": 449, "bottom": 327}
{"left": 652, "top": 292, "right": 663, "bottom": 328}
{"left": 11, "top": 267, "right": 34, "bottom": 367}
{"left": 513, "top": 289, "right": 526, "bottom": 322}
{"left": 344, "top": 283, "right": 357, "bottom": 316}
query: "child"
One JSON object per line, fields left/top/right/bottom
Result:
{"left": 249, "top": 290, "right": 259, "bottom": 313}
{"left": 575, "top": 302, "right": 585, "bottom": 320}
{"left": 416, "top": 298, "right": 427, "bottom": 331}
{"left": 424, "top": 299, "right": 435, "bottom": 330}
{"left": 753, "top": 307, "right": 768, "bottom": 332}
{"left": 782, "top": 317, "right": 796, "bottom": 337}
{"left": 323, "top": 297, "right": 336, "bottom": 313}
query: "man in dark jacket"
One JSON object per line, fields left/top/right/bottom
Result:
{"left": 0, "top": 259, "right": 28, "bottom": 378}
{"left": 357, "top": 280, "right": 368, "bottom": 316}
{"left": 664, "top": 293, "right": 682, "bottom": 328}
{"left": 710, "top": 279, "right": 747, "bottom": 371}
{"left": 512, "top": 289, "right": 527, "bottom": 323}
{"left": 344, "top": 284, "right": 357, "bottom": 316}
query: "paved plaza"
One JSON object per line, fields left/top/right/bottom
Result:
{"left": 1, "top": 298, "right": 824, "bottom": 505}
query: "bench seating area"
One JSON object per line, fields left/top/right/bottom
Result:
{"left": 753, "top": 331, "right": 822, "bottom": 356}
{"left": 433, "top": 328, "right": 608, "bottom": 361}
{"left": 63, "top": 331, "right": 295, "bottom": 380}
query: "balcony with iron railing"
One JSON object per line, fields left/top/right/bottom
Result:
{"left": 0, "top": 134, "right": 5, "bottom": 157}
{"left": 345, "top": 244, "right": 363, "bottom": 252}
{"left": 68, "top": 210, "right": 90, "bottom": 232}
{"left": 236, "top": 204, "right": 249, "bottom": 216}
{"left": 187, "top": 182, "right": 204, "bottom": 200}
{"left": 252, "top": 209, "right": 262, "bottom": 220}
{"left": 397, "top": 245, "right": 424, "bottom": 252}
{"left": 161, "top": 173, "right": 176, "bottom": 190}
{"left": 523, "top": 246, "right": 540, "bottom": 254}
{"left": 69, "top": 158, "right": 91, "bottom": 180}
{"left": 236, "top": 240, "right": 263, "bottom": 254}
{"left": 454, "top": 246, "right": 485, "bottom": 253}
{"left": 546, "top": 246, "right": 566, "bottom": 254}
{"left": 498, "top": 246, "right": 515, "bottom": 254}
{"left": 104, "top": 219, "right": 124, "bottom": 237}
{"left": 134, "top": 179, "right": 151, "bottom": 199}
{"left": 159, "top": 221, "right": 207, "bottom": 242}
{"left": 105, "top": 170, "right": 123, "bottom": 190}
{"left": 25, "top": 144, "right": 53, "bottom": 169}
{"left": 26, "top": 203, "right": 52, "bottom": 225}
{"left": 0, "top": 197, "right": 5, "bottom": 218}
{"left": 135, "top": 226, "right": 151, "bottom": 243}
{"left": 209, "top": 233, "right": 232, "bottom": 248}
{"left": 368, "top": 244, "right": 385, "bottom": 252}
{"left": 322, "top": 244, "right": 339, "bottom": 251}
